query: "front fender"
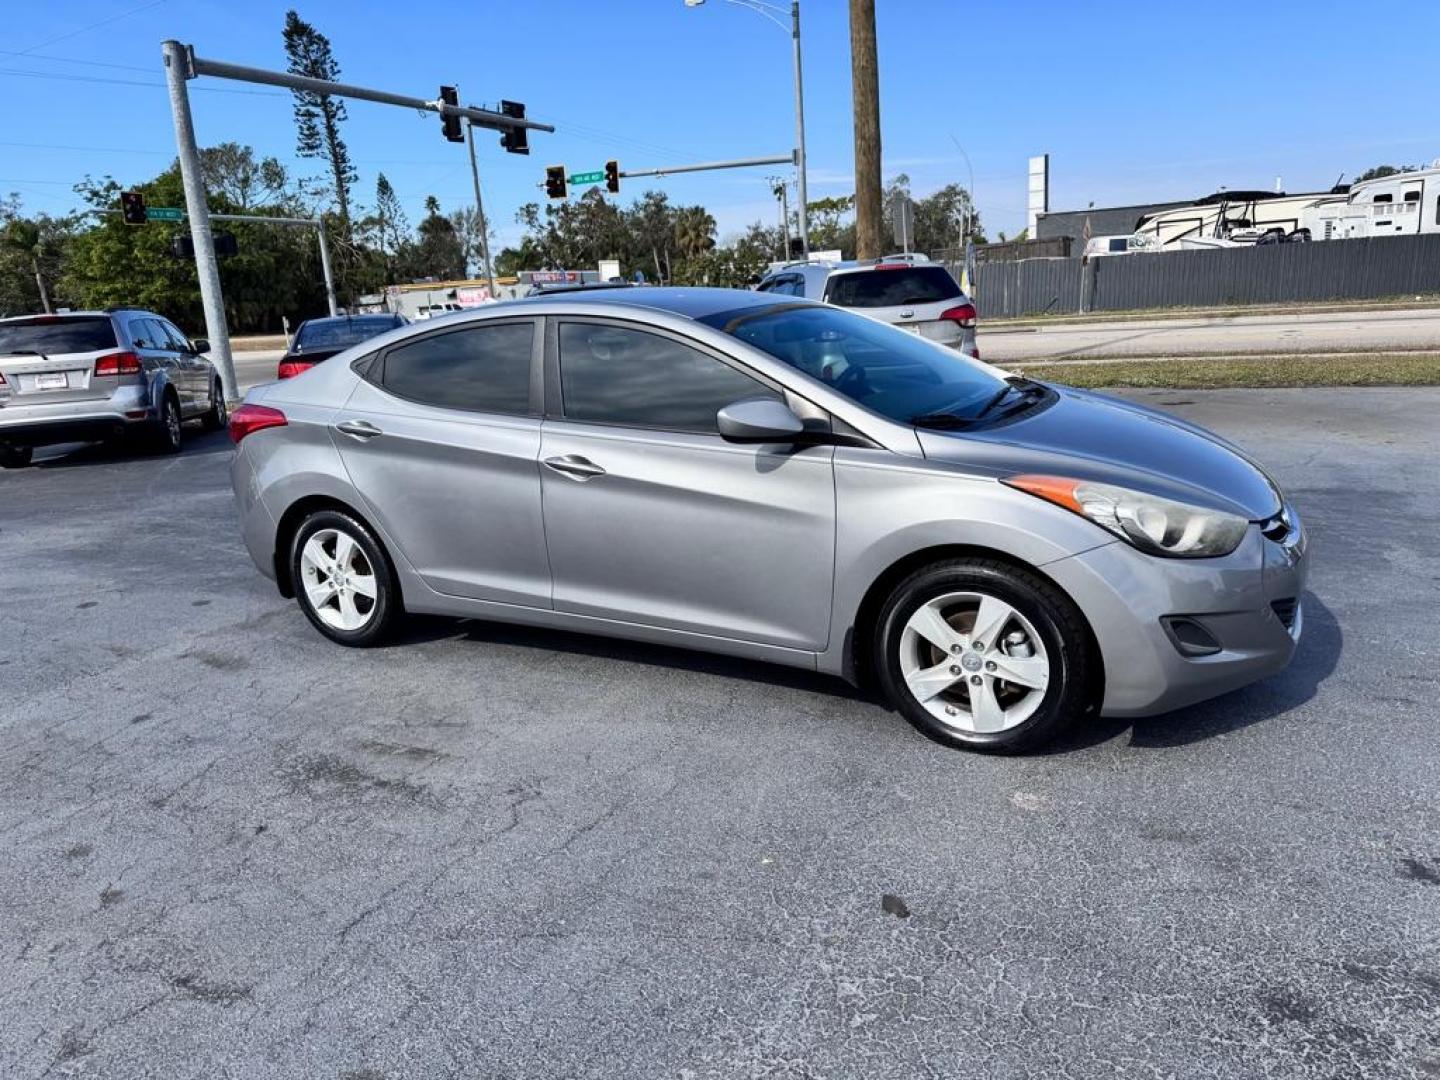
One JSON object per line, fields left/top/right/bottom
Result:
{"left": 817, "top": 448, "right": 1116, "bottom": 679}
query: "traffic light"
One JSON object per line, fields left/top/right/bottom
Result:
{"left": 213, "top": 231, "right": 238, "bottom": 258}
{"left": 604, "top": 159, "right": 620, "bottom": 195}
{"left": 121, "top": 191, "right": 146, "bottom": 225}
{"left": 499, "top": 100, "right": 529, "bottom": 155}
{"left": 545, "top": 165, "right": 567, "bottom": 200}
{"left": 438, "top": 85, "right": 463, "bottom": 143}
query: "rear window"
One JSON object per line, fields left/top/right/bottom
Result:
{"left": 294, "top": 316, "right": 400, "bottom": 352}
{"left": 824, "top": 266, "right": 961, "bottom": 308}
{"left": 0, "top": 316, "right": 117, "bottom": 355}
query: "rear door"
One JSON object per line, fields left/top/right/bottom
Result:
{"left": 538, "top": 318, "right": 836, "bottom": 651}
{"left": 330, "top": 317, "right": 552, "bottom": 607}
{"left": 823, "top": 265, "right": 968, "bottom": 347}
{"left": 0, "top": 316, "right": 120, "bottom": 408}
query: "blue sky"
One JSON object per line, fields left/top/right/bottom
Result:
{"left": 4, "top": 0, "right": 1439, "bottom": 252}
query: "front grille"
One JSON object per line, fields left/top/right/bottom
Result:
{"left": 1271, "top": 598, "right": 1299, "bottom": 629}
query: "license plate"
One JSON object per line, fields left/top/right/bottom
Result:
{"left": 34, "top": 372, "right": 68, "bottom": 390}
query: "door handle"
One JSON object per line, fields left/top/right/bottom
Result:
{"left": 335, "top": 419, "right": 383, "bottom": 439}
{"left": 543, "top": 454, "right": 606, "bottom": 481}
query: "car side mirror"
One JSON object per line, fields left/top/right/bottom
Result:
{"left": 717, "top": 397, "right": 806, "bottom": 443}
{"left": 192, "top": 338, "right": 210, "bottom": 354}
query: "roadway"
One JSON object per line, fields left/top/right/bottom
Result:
{"left": 978, "top": 306, "right": 1440, "bottom": 363}
{"left": 3, "top": 389, "right": 1437, "bottom": 1079}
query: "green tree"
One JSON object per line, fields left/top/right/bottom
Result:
{"left": 1354, "top": 164, "right": 1414, "bottom": 183}
{"left": 674, "top": 206, "right": 716, "bottom": 260}
{"left": 0, "top": 202, "right": 72, "bottom": 315}
{"left": 282, "top": 10, "right": 356, "bottom": 230}
{"left": 406, "top": 197, "right": 465, "bottom": 280}
{"left": 199, "top": 143, "right": 292, "bottom": 211}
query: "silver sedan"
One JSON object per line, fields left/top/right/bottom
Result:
{"left": 228, "top": 288, "right": 1306, "bottom": 753}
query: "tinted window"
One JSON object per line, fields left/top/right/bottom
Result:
{"left": 158, "top": 319, "right": 191, "bottom": 351}
{"left": 559, "top": 323, "right": 777, "bottom": 432}
{"left": 824, "top": 266, "right": 962, "bottom": 308}
{"left": 296, "top": 316, "right": 402, "bottom": 352}
{"left": 380, "top": 322, "right": 533, "bottom": 414}
{"left": 0, "top": 316, "right": 117, "bottom": 355}
{"left": 128, "top": 318, "right": 158, "bottom": 349}
{"left": 1109, "top": 238, "right": 1128, "bottom": 252}
{"left": 700, "top": 303, "right": 1005, "bottom": 425}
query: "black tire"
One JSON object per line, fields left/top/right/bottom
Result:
{"left": 873, "top": 558, "right": 1094, "bottom": 754}
{"left": 0, "top": 443, "right": 33, "bottom": 468}
{"left": 151, "top": 391, "right": 183, "bottom": 454}
{"left": 289, "top": 509, "right": 401, "bottom": 647}
{"left": 201, "top": 380, "right": 228, "bottom": 431}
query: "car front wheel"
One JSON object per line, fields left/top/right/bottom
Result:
{"left": 873, "top": 558, "right": 1094, "bottom": 753}
{"left": 202, "top": 381, "right": 227, "bottom": 431}
{"left": 290, "top": 510, "right": 400, "bottom": 646}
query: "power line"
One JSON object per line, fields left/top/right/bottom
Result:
{"left": 0, "top": 49, "right": 153, "bottom": 73}
{"left": 12, "top": 0, "right": 169, "bottom": 57}
{"left": 0, "top": 66, "right": 287, "bottom": 96}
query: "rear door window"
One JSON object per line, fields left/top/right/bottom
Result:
{"left": 824, "top": 266, "right": 962, "bottom": 308}
{"left": 379, "top": 321, "right": 534, "bottom": 415}
{"left": 0, "top": 317, "right": 117, "bottom": 355}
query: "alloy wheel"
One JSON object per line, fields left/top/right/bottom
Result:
{"left": 299, "top": 528, "right": 379, "bottom": 631}
{"left": 898, "top": 590, "right": 1051, "bottom": 734}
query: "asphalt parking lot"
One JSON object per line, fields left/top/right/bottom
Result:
{"left": 2, "top": 388, "right": 1437, "bottom": 1079}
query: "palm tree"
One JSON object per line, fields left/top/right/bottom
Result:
{"left": 674, "top": 208, "right": 716, "bottom": 260}
{"left": 424, "top": 195, "right": 441, "bottom": 218}
{"left": 3, "top": 219, "right": 53, "bottom": 314}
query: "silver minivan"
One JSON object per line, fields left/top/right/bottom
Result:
{"left": 228, "top": 288, "right": 1305, "bottom": 753}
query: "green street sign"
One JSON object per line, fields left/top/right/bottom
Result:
{"left": 568, "top": 171, "right": 604, "bottom": 185}
{"left": 146, "top": 207, "right": 184, "bottom": 222}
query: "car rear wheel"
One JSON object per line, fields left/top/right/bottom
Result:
{"left": 0, "top": 443, "right": 33, "bottom": 468}
{"left": 873, "top": 558, "right": 1093, "bottom": 753}
{"left": 201, "top": 381, "right": 227, "bottom": 431}
{"left": 152, "top": 392, "right": 183, "bottom": 454}
{"left": 291, "top": 510, "right": 400, "bottom": 646}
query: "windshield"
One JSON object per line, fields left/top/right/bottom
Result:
{"left": 699, "top": 303, "right": 1005, "bottom": 424}
{"left": 294, "top": 316, "right": 398, "bottom": 352}
{"left": 0, "top": 316, "right": 116, "bottom": 355}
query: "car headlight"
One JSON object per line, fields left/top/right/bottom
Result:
{"left": 1003, "top": 474, "right": 1249, "bottom": 558}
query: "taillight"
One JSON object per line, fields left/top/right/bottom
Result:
{"left": 229, "top": 403, "right": 287, "bottom": 445}
{"left": 940, "top": 303, "right": 977, "bottom": 328}
{"left": 276, "top": 360, "right": 313, "bottom": 380}
{"left": 94, "top": 351, "right": 142, "bottom": 376}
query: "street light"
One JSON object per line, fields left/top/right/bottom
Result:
{"left": 685, "top": 0, "right": 809, "bottom": 258}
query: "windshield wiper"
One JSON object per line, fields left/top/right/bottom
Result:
{"left": 911, "top": 378, "right": 1047, "bottom": 430}
{"left": 909, "top": 412, "right": 978, "bottom": 429}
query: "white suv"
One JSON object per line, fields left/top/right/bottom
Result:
{"left": 756, "top": 257, "right": 979, "bottom": 358}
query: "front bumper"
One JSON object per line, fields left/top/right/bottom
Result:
{"left": 1045, "top": 510, "right": 1307, "bottom": 718}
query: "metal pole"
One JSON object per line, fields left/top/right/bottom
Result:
{"left": 465, "top": 120, "right": 497, "bottom": 296}
{"left": 188, "top": 52, "right": 553, "bottom": 134}
{"left": 779, "top": 182, "right": 791, "bottom": 259}
{"left": 162, "top": 40, "right": 235, "bottom": 401}
{"left": 620, "top": 154, "right": 793, "bottom": 179}
{"left": 791, "top": 0, "right": 809, "bottom": 258}
{"left": 315, "top": 217, "right": 339, "bottom": 316}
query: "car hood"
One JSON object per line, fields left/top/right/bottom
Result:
{"left": 917, "top": 385, "right": 1281, "bottom": 519}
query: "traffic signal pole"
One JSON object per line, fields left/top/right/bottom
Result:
{"left": 162, "top": 40, "right": 235, "bottom": 401}
{"left": 464, "top": 120, "right": 497, "bottom": 297}
{"left": 160, "top": 39, "right": 550, "bottom": 399}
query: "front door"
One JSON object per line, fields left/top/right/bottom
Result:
{"left": 331, "top": 318, "right": 551, "bottom": 607}
{"left": 539, "top": 319, "right": 836, "bottom": 652}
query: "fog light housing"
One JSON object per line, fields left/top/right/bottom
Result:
{"left": 1162, "top": 616, "right": 1222, "bottom": 657}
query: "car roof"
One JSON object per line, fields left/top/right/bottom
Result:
{"left": 0, "top": 310, "right": 118, "bottom": 323}
{"left": 299, "top": 313, "right": 400, "bottom": 327}
{"left": 504, "top": 286, "right": 794, "bottom": 321}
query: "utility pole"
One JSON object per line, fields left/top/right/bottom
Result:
{"left": 162, "top": 40, "right": 236, "bottom": 400}
{"left": 789, "top": 0, "right": 809, "bottom": 258}
{"left": 848, "top": 0, "right": 883, "bottom": 260}
{"left": 770, "top": 176, "right": 791, "bottom": 260}
{"left": 465, "top": 119, "right": 497, "bottom": 296}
